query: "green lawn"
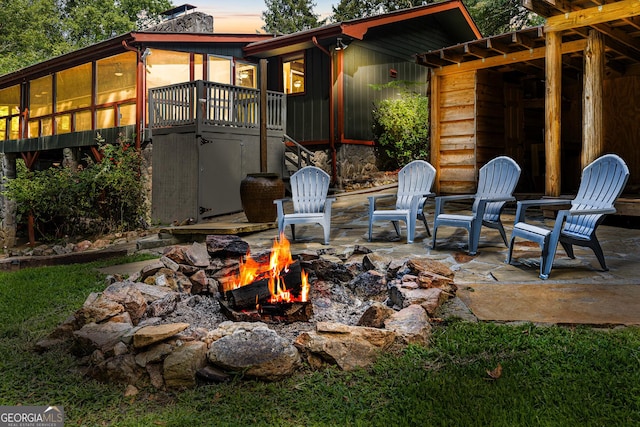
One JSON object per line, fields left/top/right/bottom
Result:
{"left": 1, "top": 257, "right": 639, "bottom": 426}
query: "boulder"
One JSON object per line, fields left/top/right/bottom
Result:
{"left": 133, "top": 323, "right": 190, "bottom": 348}
{"left": 384, "top": 305, "right": 432, "bottom": 346}
{"left": 163, "top": 341, "right": 208, "bottom": 388}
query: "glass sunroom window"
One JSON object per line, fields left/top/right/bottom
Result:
{"left": 30, "top": 75, "right": 53, "bottom": 117}
{"left": 146, "top": 49, "right": 191, "bottom": 89}
{"left": 0, "top": 85, "right": 20, "bottom": 140}
{"left": 283, "top": 53, "right": 304, "bottom": 94}
{"left": 56, "top": 63, "right": 92, "bottom": 112}
{"left": 96, "top": 52, "right": 137, "bottom": 104}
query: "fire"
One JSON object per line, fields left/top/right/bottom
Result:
{"left": 225, "top": 233, "right": 309, "bottom": 304}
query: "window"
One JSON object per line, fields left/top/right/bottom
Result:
{"left": 56, "top": 63, "right": 92, "bottom": 112}
{"left": 208, "top": 55, "right": 232, "bottom": 84}
{"left": 146, "top": 49, "right": 190, "bottom": 90}
{"left": 235, "top": 62, "right": 257, "bottom": 88}
{"left": 283, "top": 53, "right": 305, "bottom": 94}
{"left": 96, "top": 52, "right": 137, "bottom": 104}
{"left": 0, "top": 85, "right": 20, "bottom": 140}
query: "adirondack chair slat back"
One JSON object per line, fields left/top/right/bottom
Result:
{"left": 563, "top": 154, "right": 629, "bottom": 238}
{"left": 291, "top": 166, "right": 331, "bottom": 214}
{"left": 474, "top": 156, "right": 521, "bottom": 221}
{"left": 396, "top": 160, "right": 436, "bottom": 209}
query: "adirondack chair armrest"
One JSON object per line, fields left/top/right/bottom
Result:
{"left": 567, "top": 207, "right": 616, "bottom": 216}
{"left": 434, "top": 194, "right": 475, "bottom": 215}
{"left": 323, "top": 197, "right": 337, "bottom": 214}
{"left": 513, "top": 199, "right": 572, "bottom": 223}
{"left": 273, "top": 198, "right": 292, "bottom": 216}
{"left": 411, "top": 192, "right": 436, "bottom": 213}
{"left": 368, "top": 194, "right": 396, "bottom": 210}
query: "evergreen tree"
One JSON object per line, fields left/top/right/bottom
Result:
{"left": 262, "top": 0, "right": 324, "bottom": 34}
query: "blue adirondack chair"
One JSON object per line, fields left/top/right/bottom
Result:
{"left": 431, "top": 156, "right": 521, "bottom": 255}
{"left": 274, "top": 166, "right": 336, "bottom": 245}
{"left": 368, "top": 160, "right": 436, "bottom": 243}
{"left": 506, "top": 154, "right": 629, "bottom": 279}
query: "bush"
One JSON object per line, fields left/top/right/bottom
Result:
{"left": 371, "top": 83, "right": 429, "bottom": 170}
{"left": 2, "top": 135, "right": 148, "bottom": 241}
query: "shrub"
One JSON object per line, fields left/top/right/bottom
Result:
{"left": 2, "top": 135, "right": 148, "bottom": 241}
{"left": 371, "top": 82, "right": 430, "bottom": 170}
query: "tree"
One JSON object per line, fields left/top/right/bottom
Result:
{"left": 463, "top": 0, "right": 543, "bottom": 36}
{"left": 262, "top": 0, "right": 324, "bottom": 34}
{"left": 330, "top": 0, "right": 419, "bottom": 21}
{"left": 0, "top": 0, "right": 171, "bottom": 75}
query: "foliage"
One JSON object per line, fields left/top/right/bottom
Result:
{"left": 2, "top": 136, "right": 148, "bottom": 241}
{"left": 262, "top": 0, "right": 325, "bottom": 34}
{"left": 329, "top": 0, "right": 542, "bottom": 35}
{"left": 371, "top": 82, "right": 430, "bottom": 169}
{"left": 0, "top": 0, "right": 171, "bottom": 75}
{"left": 463, "top": 0, "right": 544, "bottom": 36}
{"left": 1, "top": 261, "right": 640, "bottom": 426}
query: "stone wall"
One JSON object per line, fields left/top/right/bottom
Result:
{"left": 146, "top": 11, "right": 214, "bottom": 33}
{"left": 0, "top": 153, "right": 17, "bottom": 249}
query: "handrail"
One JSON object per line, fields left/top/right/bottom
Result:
{"left": 282, "top": 134, "right": 313, "bottom": 174}
{"left": 148, "top": 80, "right": 286, "bottom": 131}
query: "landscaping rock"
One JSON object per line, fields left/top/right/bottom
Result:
{"left": 384, "top": 305, "right": 432, "bottom": 346}
{"left": 132, "top": 323, "right": 189, "bottom": 348}
{"left": 163, "top": 341, "right": 208, "bottom": 388}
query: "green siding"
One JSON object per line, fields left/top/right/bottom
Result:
{"left": 343, "top": 44, "right": 429, "bottom": 141}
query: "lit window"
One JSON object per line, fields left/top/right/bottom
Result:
{"left": 235, "top": 63, "right": 257, "bottom": 88}
{"left": 283, "top": 54, "right": 304, "bottom": 94}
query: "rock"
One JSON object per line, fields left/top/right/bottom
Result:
{"left": 146, "top": 293, "right": 181, "bottom": 318}
{"left": 133, "top": 323, "right": 190, "bottom": 348}
{"left": 91, "top": 238, "right": 111, "bottom": 250}
{"left": 140, "top": 260, "right": 166, "bottom": 281}
{"left": 75, "top": 293, "right": 124, "bottom": 325}
{"left": 124, "top": 384, "right": 139, "bottom": 397}
{"left": 207, "top": 323, "right": 300, "bottom": 381}
{"left": 196, "top": 365, "right": 232, "bottom": 383}
{"left": 185, "top": 242, "right": 211, "bottom": 267}
{"left": 294, "top": 322, "right": 396, "bottom": 371}
{"left": 309, "top": 258, "right": 354, "bottom": 282}
{"left": 384, "top": 305, "right": 431, "bottom": 346}
{"left": 90, "top": 354, "right": 143, "bottom": 385}
{"left": 103, "top": 282, "right": 148, "bottom": 325}
{"left": 131, "top": 283, "right": 174, "bottom": 302}
{"left": 146, "top": 363, "right": 165, "bottom": 389}
{"left": 162, "top": 246, "right": 189, "bottom": 265}
{"left": 74, "top": 240, "right": 92, "bottom": 252}
{"left": 113, "top": 342, "right": 129, "bottom": 356}
{"left": 72, "top": 322, "right": 133, "bottom": 356}
{"left": 189, "top": 270, "right": 209, "bottom": 294}
{"left": 348, "top": 270, "right": 387, "bottom": 301}
{"left": 389, "top": 286, "right": 447, "bottom": 313}
{"left": 357, "top": 302, "right": 395, "bottom": 328}
{"left": 160, "top": 255, "right": 180, "bottom": 271}
{"left": 135, "top": 343, "right": 174, "bottom": 367}
{"left": 206, "top": 235, "right": 250, "bottom": 258}
{"left": 163, "top": 341, "right": 208, "bottom": 388}
{"left": 147, "top": 268, "right": 192, "bottom": 293}
{"left": 362, "top": 252, "right": 391, "bottom": 273}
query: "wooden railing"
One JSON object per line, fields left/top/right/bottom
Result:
{"left": 148, "top": 80, "right": 286, "bottom": 131}
{"left": 282, "top": 134, "right": 314, "bottom": 177}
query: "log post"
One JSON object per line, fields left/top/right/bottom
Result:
{"left": 259, "top": 58, "right": 268, "bottom": 173}
{"left": 582, "top": 29, "right": 604, "bottom": 169}
{"left": 545, "top": 30, "right": 562, "bottom": 197}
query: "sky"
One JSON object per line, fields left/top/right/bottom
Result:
{"left": 188, "top": 0, "right": 335, "bottom": 33}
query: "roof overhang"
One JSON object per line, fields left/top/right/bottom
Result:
{"left": 243, "top": 0, "right": 481, "bottom": 58}
{"left": 0, "top": 32, "right": 274, "bottom": 88}
{"left": 417, "top": 0, "right": 640, "bottom": 78}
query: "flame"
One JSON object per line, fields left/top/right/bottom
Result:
{"left": 225, "top": 232, "right": 310, "bottom": 304}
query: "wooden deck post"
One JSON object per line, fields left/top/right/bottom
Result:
{"left": 545, "top": 30, "right": 562, "bottom": 197}
{"left": 260, "top": 58, "right": 268, "bottom": 173}
{"left": 582, "top": 29, "right": 604, "bottom": 169}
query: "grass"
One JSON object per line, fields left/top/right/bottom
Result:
{"left": 1, "top": 257, "right": 640, "bottom": 426}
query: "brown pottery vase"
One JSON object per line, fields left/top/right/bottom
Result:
{"left": 240, "top": 173, "right": 285, "bottom": 223}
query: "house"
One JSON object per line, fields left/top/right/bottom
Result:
{"left": 243, "top": 0, "right": 480, "bottom": 183}
{"left": 417, "top": 0, "right": 640, "bottom": 216}
{"left": 0, "top": 2, "right": 482, "bottom": 246}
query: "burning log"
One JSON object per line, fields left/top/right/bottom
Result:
{"left": 224, "top": 260, "right": 303, "bottom": 310}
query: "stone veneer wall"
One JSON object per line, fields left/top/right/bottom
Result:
{"left": 0, "top": 153, "right": 17, "bottom": 249}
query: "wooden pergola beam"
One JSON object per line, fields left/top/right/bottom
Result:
{"left": 432, "top": 39, "right": 586, "bottom": 76}
{"left": 582, "top": 30, "right": 605, "bottom": 168}
{"left": 545, "top": 0, "right": 640, "bottom": 32}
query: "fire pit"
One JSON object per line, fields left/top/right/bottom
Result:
{"left": 218, "top": 234, "right": 313, "bottom": 323}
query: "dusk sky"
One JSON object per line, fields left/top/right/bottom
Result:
{"left": 188, "top": 0, "right": 336, "bottom": 33}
